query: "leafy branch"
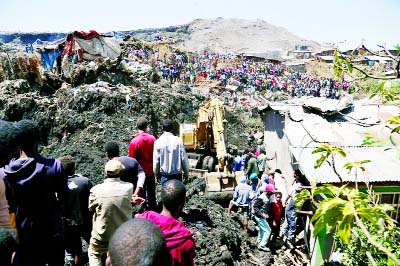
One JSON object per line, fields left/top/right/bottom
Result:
{"left": 343, "top": 160, "right": 371, "bottom": 190}
{"left": 298, "top": 183, "right": 400, "bottom": 264}
{"left": 312, "top": 144, "right": 346, "bottom": 182}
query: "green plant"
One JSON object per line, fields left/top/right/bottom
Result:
{"left": 296, "top": 183, "right": 399, "bottom": 264}
{"left": 312, "top": 144, "right": 346, "bottom": 182}
{"left": 343, "top": 160, "right": 371, "bottom": 190}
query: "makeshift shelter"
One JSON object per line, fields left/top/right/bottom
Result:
{"left": 71, "top": 30, "right": 121, "bottom": 60}
{"left": 32, "top": 30, "right": 122, "bottom": 73}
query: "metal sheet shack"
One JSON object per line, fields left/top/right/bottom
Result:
{"left": 261, "top": 96, "right": 400, "bottom": 265}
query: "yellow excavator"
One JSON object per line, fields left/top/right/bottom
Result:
{"left": 180, "top": 97, "right": 242, "bottom": 204}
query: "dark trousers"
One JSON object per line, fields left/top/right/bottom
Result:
{"left": 143, "top": 175, "right": 157, "bottom": 211}
{"left": 16, "top": 231, "right": 64, "bottom": 266}
{"left": 160, "top": 173, "right": 182, "bottom": 185}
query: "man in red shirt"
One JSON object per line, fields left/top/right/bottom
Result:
{"left": 128, "top": 117, "right": 157, "bottom": 210}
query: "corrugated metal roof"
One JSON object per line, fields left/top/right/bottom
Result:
{"left": 365, "top": 56, "right": 393, "bottom": 61}
{"left": 290, "top": 147, "right": 400, "bottom": 183}
{"left": 272, "top": 100, "right": 400, "bottom": 183}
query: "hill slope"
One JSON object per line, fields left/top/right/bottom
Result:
{"left": 0, "top": 18, "right": 321, "bottom": 54}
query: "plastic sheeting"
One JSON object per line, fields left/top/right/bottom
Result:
{"left": 75, "top": 36, "right": 121, "bottom": 59}
{"left": 41, "top": 49, "right": 61, "bottom": 70}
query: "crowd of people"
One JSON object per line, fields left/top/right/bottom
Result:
{"left": 0, "top": 117, "right": 192, "bottom": 266}
{"left": 127, "top": 46, "right": 348, "bottom": 102}
{"left": 228, "top": 141, "right": 311, "bottom": 251}
{"left": 0, "top": 115, "right": 312, "bottom": 265}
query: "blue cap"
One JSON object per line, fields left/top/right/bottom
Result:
{"left": 250, "top": 173, "right": 258, "bottom": 180}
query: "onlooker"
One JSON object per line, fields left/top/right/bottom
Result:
{"left": 249, "top": 173, "right": 259, "bottom": 194}
{"left": 266, "top": 170, "right": 276, "bottom": 188}
{"left": 2, "top": 120, "right": 68, "bottom": 266}
{"left": 128, "top": 117, "right": 157, "bottom": 210}
{"left": 153, "top": 119, "right": 189, "bottom": 185}
{"left": 232, "top": 152, "right": 243, "bottom": 172}
{"left": 253, "top": 184, "right": 276, "bottom": 252}
{"left": 247, "top": 131, "right": 255, "bottom": 147}
{"left": 268, "top": 191, "right": 284, "bottom": 243}
{"left": 283, "top": 169, "right": 310, "bottom": 248}
{"left": 241, "top": 149, "right": 249, "bottom": 170}
{"left": 0, "top": 121, "right": 18, "bottom": 230}
{"left": 273, "top": 169, "right": 288, "bottom": 204}
{"left": 227, "top": 176, "right": 252, "bottom": 232}
{"left": 105, "top": 141, "right": 146, "bottom": 208}
{"left": 138, "top": 180, "right": 195, "bottom": 266}
{"left": 107, "top": 218, "right": 170, "bottom": 266}
{"left": 246, "top": 152, "right": 259, "bottom": 178}
{"left": 0, "top": 120, "right": 19, "bottom": 168}
{"left": 59, "top": 155, "right": 92, "bottom": 266}
{"left": 257, "top": 149, "right": 273, "bottom": 178}
{"left": 0, "top": 228, "right": 15, "bottom": 266}
{"left": 88, "top": 159, "right": 133, "bottom": 266}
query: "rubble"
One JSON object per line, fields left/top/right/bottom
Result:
{"left": 0, "top": 48, "right": 289, "bottom": 266}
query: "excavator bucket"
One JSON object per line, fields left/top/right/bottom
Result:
{"left": 204, "top": 171, "right": 243, "bottom": 206}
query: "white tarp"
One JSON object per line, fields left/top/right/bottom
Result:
{"left": 76, "top": 36, "right": 121, "bottom": 59}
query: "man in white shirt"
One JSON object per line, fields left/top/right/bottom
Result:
{"left": 153, "top": 119, "right": 189, "bottom": 185}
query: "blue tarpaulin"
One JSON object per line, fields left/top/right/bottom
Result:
{"left": 41, "top": 49, "right": 61, "bottom": 70}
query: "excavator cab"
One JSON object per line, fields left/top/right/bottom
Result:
{"left": 180, "top": 97, "right": 240, "bottom": 205}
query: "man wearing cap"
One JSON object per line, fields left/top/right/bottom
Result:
{"left": 253, "top": 184, "right": 276, "bottom": 252}
{"left": 227, "top": 176, "right": 252, "bottom": 232}
{"left": 153, "top": 119, "right": 189, "bottom": 185}
{"left": 88, "top": 160, "right": 133, "bottom": 266}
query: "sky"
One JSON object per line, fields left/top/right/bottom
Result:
{"left": 0, "top": 0, "right": 399, "bottom": 49}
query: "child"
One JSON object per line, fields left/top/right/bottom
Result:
{"left": 268, "top": 191, "right": 284, "bottom": 243}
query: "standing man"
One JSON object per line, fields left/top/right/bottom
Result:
{"left": 256, "top": 149, "right": 272, "bottom": 178}
{"left": 153, "top": 119, "right": 189, "bottom": 185}
{"left": 246, "top": 152, "right": 259, "bottom": 178}
{"left": 138, "top": 180, "right": 195, "bottom": 266}
{"left": 1, "top": 120, "right": 68, "bottom": 266}
{"left": 128, "top": 117, "right": 157, "bottom": 210}
{"left": 59, "top": 155, "right": 92, "bottom": 266}
{"left": 106, "top": 141, "right": 145, "bottom": 207}
{"left": 88, "top": 159, "right": 133, "bottom": 266}
{"left": 283, "top": 170, "right": 310, "bottom": 249}
{"left": 232, "top": 151, "right": 243, "bottom": 173}
{"left": 253, "top": 184, "right": 276, "bottom": 252}
{"left": 0, "top": 120, "right": 18, "bottom": 230}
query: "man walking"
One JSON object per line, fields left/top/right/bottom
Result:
{"left": 88, "top": 160, "right": 133, "bottom": 266}
{"left": 153, "top": 119, "right": 189, "bottom": 185}
{"left": 253, "top": 184, "right": 276, "bottom": 252}
{"left": 227, "top": 176, "right": 252, "bottom": 233}
{"left": 128, "top": 117, "right": 157, "bottom": 210}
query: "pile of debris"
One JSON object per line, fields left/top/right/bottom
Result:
{"left": 0, "top": 47, "right": 298, "bottom": 265}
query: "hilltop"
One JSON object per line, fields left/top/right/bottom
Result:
{"left": 0, "top": 18, "right": 321, "bottom": 54}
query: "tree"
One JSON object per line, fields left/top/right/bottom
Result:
{"left": 297, "top": 45, "right": 400, "bottom": 265}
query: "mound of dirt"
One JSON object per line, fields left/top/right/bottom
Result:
{"left": 0, "top": 51, "right": 290, "bottom": 265}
